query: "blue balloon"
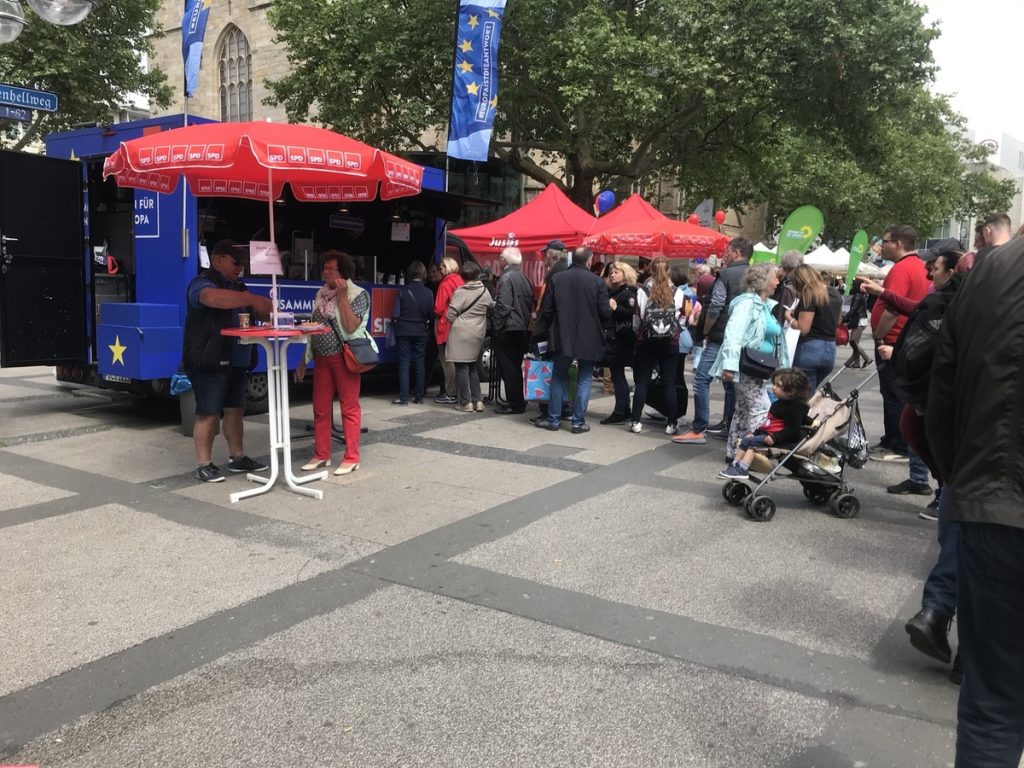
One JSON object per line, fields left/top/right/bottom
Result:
{"left": 595, "top": 189, "right": 615, "bottom": 215}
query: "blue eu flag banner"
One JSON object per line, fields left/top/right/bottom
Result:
{"left": 447, "top": 0, "right": 507, "bottom": 162}
{"left": 182, "top": 0, "right": 212, "bottom": 98}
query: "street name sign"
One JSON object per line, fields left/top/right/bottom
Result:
{"left": 0, "top": 84, "right": 58, "bottom": 113}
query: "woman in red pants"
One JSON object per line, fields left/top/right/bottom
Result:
{"left": 295, "top": 250, "right": 375, "bottom": 476}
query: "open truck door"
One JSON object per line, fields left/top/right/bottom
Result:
{"left": 0, "top": 150, "right": 86, "bottom": 367}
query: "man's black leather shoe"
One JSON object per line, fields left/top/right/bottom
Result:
{"left": 905, "top": 607, "right": 952, "bottom": 663}
{"left": 495, "top": 406, "right": 525, "bottom": 415}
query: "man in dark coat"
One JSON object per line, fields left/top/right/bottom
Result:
{"left": 534, "top": 246, "right": 612, "bottom": 434}
{"left": 926, "top": 235, "right": 1024, "bottom": 767}
{"left": 492, "top": 246, "right": 535, "bottom": 414}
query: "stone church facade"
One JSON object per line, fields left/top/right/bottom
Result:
{"left": 148, "top": 1, "right": 287, "bottom": 123}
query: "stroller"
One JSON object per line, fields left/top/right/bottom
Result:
{"left": 721, "top": 369, "right": 876, "bottom": 522}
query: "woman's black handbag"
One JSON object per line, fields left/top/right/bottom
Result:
{"left": 330, "top": 317, "right": 379, "bottom": 373}
{"left": 342, "top": 338, "right": 379, "bottom": 373}
{"left": 738, "top": 347, "right": 778, "bottom": 379}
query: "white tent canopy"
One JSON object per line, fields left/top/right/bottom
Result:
{"left": 804, "top": 248, "right": 889, "bottom": 278}
{"left": 753, "top": 241, "right": 775, "bottom": 253}
{"left": 803, "top": 244, "right": 849, "bottom": 272}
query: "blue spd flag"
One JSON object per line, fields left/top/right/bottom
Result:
{"left": 447, "top": 0, "right": 507, "bottom": 162}
{"left": 182, "top": 0, "right": 212, "bottom": 98}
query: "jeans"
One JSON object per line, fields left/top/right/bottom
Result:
{"left": 454, "top": 361, "right": 481, "bottom": 405}
{"left": 692, "top": 341, "right": 735, "bottom": 432}
{"left": 898, "top": 405, "right": 935, "bottom": 486}
{"left": 494, "top": 330, "right": 529, "bottom": 411}
{"left": 630, "top": 343, "right": 679, "bottom": 424}
{"left": 396, "top": 335, "right": 427, "bottom": 403}
{"left": 187, "top": 367, "right": 247, "bottom": 415}
{"left": 548, "top": 356, "right": 594, "bottom": 427}
{"left": 609, "top": 364, "right": 630, "bottom": 416}
{"left": 922, "top": 484, "right": 958, "bottom": 619}
{"left": 876, "top": 353, "right": 907, "bottom": 453}
{"left": 793, "top": 337, "right": 836, "bottom": 391}
{"left": 908, "top": 450, "right": 931, "bottom": 485}
{"left": 955, "top": 522, "right": 1024, "bottom": 767}
{"left": 739, "top": 433, "right": 771, "bottom": 451}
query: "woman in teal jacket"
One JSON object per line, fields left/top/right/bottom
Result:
{"left": 710, "top": 262, "right": 791, "bottom": 461}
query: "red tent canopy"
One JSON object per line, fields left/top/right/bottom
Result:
{"left": 450, "top": 183, "right": 596, "bottom": 255}
{"left": 589, "top": 193, "right": 668, "bottom": 234}
{"left": 584, "top": 218, "right": 729, "bottom": 259}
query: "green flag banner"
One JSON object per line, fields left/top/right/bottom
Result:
{"left": 775, "top": 205, "right": 825, "bottom": 258}
{"left": 846, "top": 229, "right": 868, "bottom": 294}
{"left": 751, "top": 250, "right": 777, "bottom": 265}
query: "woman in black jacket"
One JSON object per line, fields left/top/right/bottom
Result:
{"left": 843, "top": 279, "right": 872, "bottom": 368}
{"left": 600, "top": 261, "right": 638, "bottom": 424}
{"left": 392, "top": 261, "right": 434, "bottom": 405}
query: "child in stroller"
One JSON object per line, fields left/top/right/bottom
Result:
{"left": 720, "top": 369, "right": 812, "bottom": 481}
{"left": 721, "top": 368, "right": 876, "bottom": 522}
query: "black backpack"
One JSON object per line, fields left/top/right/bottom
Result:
{"left": 639, "top": 288, "right": 680, "bottom": 340}
{"left": 891, "top": 275, "right": 961, "bottom": 409}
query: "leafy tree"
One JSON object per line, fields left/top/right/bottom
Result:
{"left": 0, "top": 0, "right": 172, "bottom": 150}
{"left": 267, "top": 0, "right": 972, "bottom": 236}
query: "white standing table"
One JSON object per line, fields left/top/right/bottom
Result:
{"left": 222, "top": 326, "right": 328, "bottom": 502}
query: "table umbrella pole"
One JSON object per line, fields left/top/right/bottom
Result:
{"left": 268, "top": 164, "right": 278, "bottom": 327}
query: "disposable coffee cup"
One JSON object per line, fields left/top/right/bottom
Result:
{"left": 238, "top": 312, "right": 251, "bottom": 328}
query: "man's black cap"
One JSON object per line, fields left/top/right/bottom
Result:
{"left": 917, "top": 237, "right": 964, "bottom": 263}
{"left": 211, "top": 239, "right": 243, "bottom": 258}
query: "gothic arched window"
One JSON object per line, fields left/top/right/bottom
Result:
{"left": 218, "top": 25, "right": 252, "bottom": 122}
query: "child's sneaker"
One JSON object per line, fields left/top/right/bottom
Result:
{"left": 664, "top": 421, "right": 678, "bottom": 436}
{"left": 628, "top": 420, "right": 642, "bottom": 433}
{"left": 719, "top": 463, "right": 749, "bottom": 480}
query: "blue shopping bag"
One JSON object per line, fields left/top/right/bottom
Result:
{"left": 522, "top": 358, "right": 577, "bottom": 403}
{"left": 523, "top": 358, "right": 553, "bottom": 402}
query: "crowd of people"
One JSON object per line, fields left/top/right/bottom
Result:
{"left": 181, "top": 216, "right": 1023, "bottom": 767}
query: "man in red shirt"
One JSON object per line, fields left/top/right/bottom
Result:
{"left": 871, "top": 225, "right": 931, "bottom": 463}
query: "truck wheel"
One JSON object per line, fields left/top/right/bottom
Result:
{"left": 245, "top": 372, "right": 270, "bottom": 415}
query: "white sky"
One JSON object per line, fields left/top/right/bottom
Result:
{"left": 923, "top": 0, "right": 1024, "bottom": 141}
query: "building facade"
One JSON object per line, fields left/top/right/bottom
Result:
{"left": 148, "top": 1, "right": 287, "bottom": 123}
{"left": 933, "top": 131, "right": 1024, "bottom": 245}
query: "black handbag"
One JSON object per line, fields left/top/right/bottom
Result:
{"left": 330, "top": 318, "right": 379, "bottom": 373}
{"left": 737, "top": 301, "right": 779, "bottom": 379}
{"left": 738, "top": 347, "right": 778, "bottom": 379}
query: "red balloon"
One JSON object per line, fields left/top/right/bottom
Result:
{"left": 687, "top": 213, "right": 700, "bottom": 225}
{"left": 714, "top": 210, "right": 727, "bottom": 225}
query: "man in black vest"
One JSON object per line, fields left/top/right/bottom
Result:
{"left": 183, "top": 240, "right": 273, "bottom": 483}
{"left": 674, "top": 238, "right": 752, "bottom": 445}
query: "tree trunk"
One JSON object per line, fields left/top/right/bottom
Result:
{"left": 567, "top": 167, "right": 596, "bottom": 210}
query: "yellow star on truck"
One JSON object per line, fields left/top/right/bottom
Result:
{"left": 109, "top": 335, "right": 127, "bottom": 365}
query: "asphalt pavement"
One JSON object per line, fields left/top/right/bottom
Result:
{"left": 0, "top": 363, "right": 972, "bottom": 767}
